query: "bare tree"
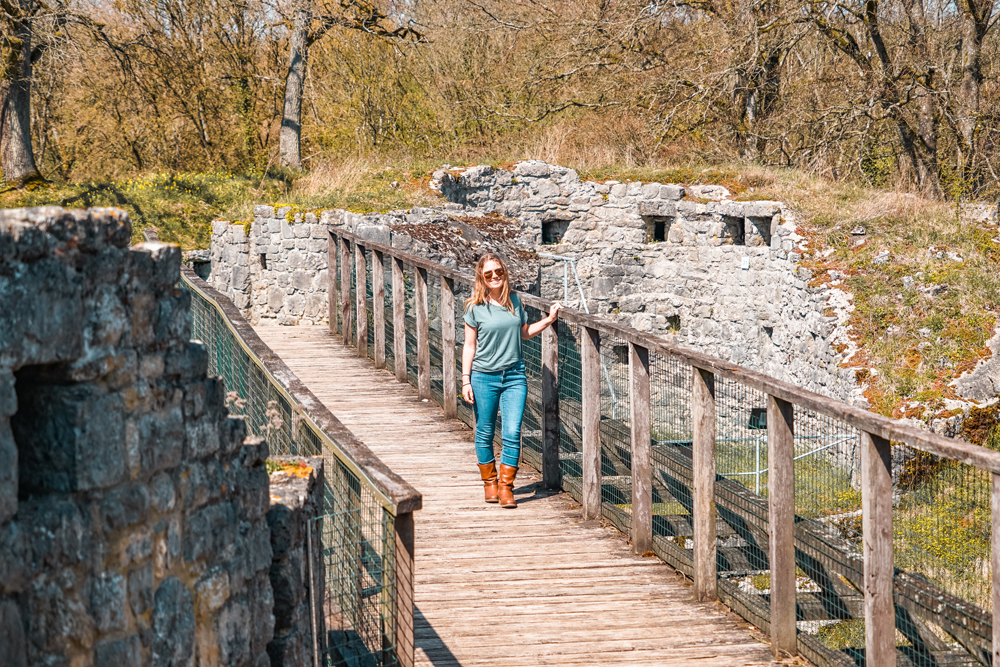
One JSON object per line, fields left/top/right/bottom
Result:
{"left": 278, "top": 0, "right": 421, "bottom": 169}
{"left": 0, "top": 0, "right": 46, "bottom": 187}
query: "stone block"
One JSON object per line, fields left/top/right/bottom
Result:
{"left": 121, "top": 526, "right": 153, "bottom": 565}
{"left": 638, "top": 201, "right": 676, "bottom": 218}
{"left": 0, "top": 600, "right": 27, "bottom": 667}
{"left": 742, "top": 200, "right": 780, "bottom": 218}
{"left": 150, "top": 472, "right": 177, "bottom": 513}
{"left": 185, "top": 418, "right": 220, "bottom": 460}
{"left": 90, "top": 572, "right": 127, "bottom": 632}
{"left": 184, "top": 502, "right": 237, "bottom": 563}
{"left": 218, "top": 599, "right": 251, "bottom": 666}
{"left": 0, "top": 258, "right": 84, "bottom": 366}
{"left": 254, "top": 205, "right": 275, "bottom": 218}
{"left": 101, "top": 483, "right": 151, "bottom": 535}
{"left": 139, "top": 406, "right": 185, "bottom": 476}
{"left": 13, "top": 385, "right": 126, "bottom": 493}
{"left": 152, "top": 577, "right": 195, "bottom": 667}
{"left": 94, "top": 635, "right": 141, "bottom": 667}
{"left": 195, "top": 568, "right": 230, "bottom": 615}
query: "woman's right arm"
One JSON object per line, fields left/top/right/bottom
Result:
{"left": 462, "top": 323, "right": 478, "bottom": 403}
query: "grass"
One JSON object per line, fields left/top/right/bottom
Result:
{"left": 0, "top": 158, "right": 440, "bottom": 249}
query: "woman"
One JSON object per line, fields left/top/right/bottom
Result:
{"left": 462, "top": 253, "right": 561, "bottom": 508}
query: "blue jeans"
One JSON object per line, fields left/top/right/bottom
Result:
{"left": 470, "top": 361, "right": 527, "bottom": 468}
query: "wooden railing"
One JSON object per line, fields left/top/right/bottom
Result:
{"left": 149, "top": 229, "right": 421, "bottom": 667}
{"left": 328, "top": 225, "right": 1000, "bottom": 667}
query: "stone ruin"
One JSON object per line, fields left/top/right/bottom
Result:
{"left": 0, "top": 208, "right": 320, "bottom": 667}
{"left": 208, "top": 161, "right": 859, "bottom": 405}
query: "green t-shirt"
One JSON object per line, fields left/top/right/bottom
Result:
{"left": 463, "top": 293, "right": 529, "bottom": 372}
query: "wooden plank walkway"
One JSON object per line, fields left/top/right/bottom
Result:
{"left": 254, "top": 324, "right": 784, "bottom": 667}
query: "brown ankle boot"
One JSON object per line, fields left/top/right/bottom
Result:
{"left": 478, "top": 462, "right": 499, "bottom": 504}
{"left": 498, "top": 464, "right": 518, "bottom": 508}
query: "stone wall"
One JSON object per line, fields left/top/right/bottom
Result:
{"left": 0, "top": 208, "right": 274, "bottom": 667}
{"left": 206, "top": 160, "right": 860, "bottom": 403}
{"left": 209, "top": 207, "right": 328, "bottom": 326}
{"left": 266, "top": 457, "right": 324, "bottom": 667}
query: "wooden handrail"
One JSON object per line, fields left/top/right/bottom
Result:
{"left": 328, "top": 224, "right": 1000, "bottom": 667}
{"left": 329, "top": 225, "right": 1000, "bottom": 474}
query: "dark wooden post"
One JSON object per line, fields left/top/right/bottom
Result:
{"left": 373, "top": 250, "right": 386, "bottom": 369}
{"left": 862, "top": 431, "right": 894, "bottom": 667}
{"left": 542, "top": 323, "right": 561, "bottom": 490}
{"left": 415, "top": 267, "right": 430, "bottom": 399}
{"left": 355, "top": 243, "right": 368, "bottom": 359}
{"left": 328, "top": 231, "right": 337, "bottom": 334}
{"left": 441, "top": 276, "right": 456, "bottom": 418}
{"left": 692, "top": 367, "right": 717, "bottom": 602}
{"left": 394, "top": 511, "right": 415, "bottom": 667}
{"left": 339, "top": 237, "right": 352, "bottom": 347}
{"left": 993, "top": 473, "right": 1000, "bottom": 667}
{"left": 581, "top": 326, "right": 601, "bottom": 521}
{"left": 392, "top": 257, "right": 406, "bottom": 383}
{"left": 768, "top": 395, "right": 796, "bottom": 656}
{"left": 629, "top": 342, "right": 652, "bottom": 555}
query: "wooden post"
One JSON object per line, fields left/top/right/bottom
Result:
{"left": 415, "top": 267, "right": 430, "bottom": 399}
{"left": 768, "top": 395, "right": 796, "bottom": 656}
{"left": 355, "top": 243, "right": 368, "bottom": 359}
{"left": 862, "top": 431, "right": 894, "bottom": 667}
{"left": 392, "top": 257, "right": 406, "bottom": 383}
{"left": 692, "top": 367, "right": 717, "bottom": 602}
{"left": 992, "top": 473, "right": 1000, "bottom": 667}
{"left": 441, "top": 276, "right": 456, "bottom": 418}
{"left": 581, "top": 326, "right": 601, "bottom": 521}
{"left": 542, "top": 324, "right": 561, "bottom": 490}
{"left": 328, "top": 231, "right": 337, "bottom": 335}
{"left": 373, "top": 250, "right": 386, "bottom": 369}
{"left": 339, "top": 237, "right": 352, "bottom": 347}
{"left": 629, "top": 342, "right": 652, "bottom": 555}
{"left": 394, "top": 511, "right": 415, "bottom": 667}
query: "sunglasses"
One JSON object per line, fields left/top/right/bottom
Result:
{"left": 482, "top": 268, "right": 506, "bottom": 280}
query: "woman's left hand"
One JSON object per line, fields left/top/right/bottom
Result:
{"left": 548, "top": 302, "right": 562, "bottom": 321}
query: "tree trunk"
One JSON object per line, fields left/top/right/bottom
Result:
{"left": 0, "top": 26, "right": 43, "bottom": 188}
{"left": 279, "top": 5, "right": 309, "bottom": 170}
{"left": 956, "top": 0, "right": 992, "bottom": 175}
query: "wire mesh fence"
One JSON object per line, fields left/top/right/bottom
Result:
{"left": 183, "top": 271, "right": 406, "bottom": 667}
{"left": 331, "top": 231, "right": 998, "bottom": 667}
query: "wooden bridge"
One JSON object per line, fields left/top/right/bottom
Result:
{"left": 256, "top": 324, "right": 778, "bottom": 667}
{"left": 176, "top": 224, "right": 1000, "bottom": 667}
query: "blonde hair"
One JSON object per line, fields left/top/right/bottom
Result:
{"left": 464, "top": 253, "right": 515, "bottom": 314}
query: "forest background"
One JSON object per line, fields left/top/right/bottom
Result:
{"left": 0, "top": 0, "right": 997, "bottom": 219}
{"left": 3, "top": 0, "right": 1000, "bottom": 420}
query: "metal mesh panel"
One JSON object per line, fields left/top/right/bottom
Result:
{"left": 520, "top": 304, "right": 544, "bottom": 471}
{"left": 599, "top": 335, "right": 632, "bottom": 534}
{"left": 318, "top": 459, "right": 398, "bottom": 667}
{"left": 891, "top": 446, "right": 993, "bottom": 666}
{"left": 649, "top": 352, "right": 694, "bottom": 570}
{"left": 184, "top": 273, "right": 401, "bottom": 666}
{"left": 556, "top": 322, "right": 584, "bottom": 502}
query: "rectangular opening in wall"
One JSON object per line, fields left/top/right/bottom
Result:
{"left": 542, "top": 220, "right": 570, "bottom": 244}
{"left": 747, "top": 217, "right": 772, "bottom": 247}
{"left": 259, "top": 253, "right": 267, "bottom": 269}
{"left": 666, "top": 315, "right": 681, "bottom": 333}
{"left": 722, "top": 217, "right": 745, "bottom": 245}
{"left": 643, "top": 217, "right": 671, "bottom": 243}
